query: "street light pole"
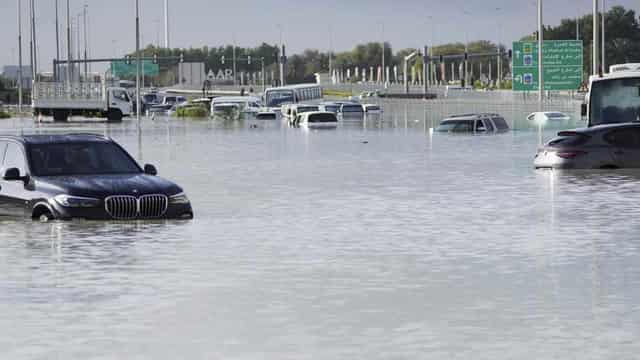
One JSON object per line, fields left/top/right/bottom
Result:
{"left": 17, "top": 0, "right": 23, "bottom": 112}
{"left": 495, "top": 8, "right": 502, "bottom": 86}
{"left": 261, "top": 58, "right": 266, "bottom": 92}
{"left": 66, "top": 0, "right": 71, "bottom": 87}
{"left": 601, "top": 0, "right": 606, "bottom": 73}
{"left": 537, "top": 0, "right": 543, "bottom": 104}
{"left": 28, "top": 0, "right": 33, "bottom": 82}
{"left": 381, "top": 22, "right": 385, "bottom": 85}
{"left": 84, "top": 4, "right": 88, "bottom": 81}
{"left": 233, "top": 34, "right": 237, "bottom": 86}
{"left": 593, "top": 0, "right": 599, "bottom": 75}
{"left": 135, "top": 0, "right": 141, "bottom": 128}
{"left": 30, "top": 0, "right": 37, "bottom": 79}
{"left": 55, "top": 0, "right": 60, "bottom": 81}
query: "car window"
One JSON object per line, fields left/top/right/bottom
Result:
{"left": 112, "top": 90, "right": 130, "bottom": 102}
{"left": 475, "top": 120, "right": 486, "bottom": 132}
{"left": 0, "top": 141, "right": 7, "bottom": 166}
{"left": 492, "top": 117, "right": 509, "bottom": 130}
{"left": 604, "top": 128, "right": 640, "bottom": 148}
{"left": 484, "top": 119, "right": 495, "bottom": 132}
{"left": 309, "top": 113, "right": 337, "bottom": 123}
{"left": 3, "top": 142, "right": 27, "bottom": 175}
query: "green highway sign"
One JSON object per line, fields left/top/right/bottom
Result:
{"left": 512, "top": 40, "right": 583, "bottom": 91}
{"left": 111, "top": 60, "right": 159, "bottom": 77}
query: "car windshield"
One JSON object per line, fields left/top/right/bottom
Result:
{"left": 266, "top": 90, "right": 294, "bottom": 107}
{"left": 28, "top": 142, "right": 141, "bottom": 176}
{"left": 143, "top": 94, "right": 157, "bottom": 103}
{"left": 590, "top": 77, "right": 640, "bottom": 126}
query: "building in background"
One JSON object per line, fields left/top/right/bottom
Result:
{"left": 2, "top": 65, "right": 33, "bottom": 89}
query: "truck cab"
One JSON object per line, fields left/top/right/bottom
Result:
{"left": 583, "top": 64, "right": 640, "bottom": 127}
{"left": 106, "top": 87, "right": 133, "bottom": 121}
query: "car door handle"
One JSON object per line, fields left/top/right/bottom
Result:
{"left": 614, "top": 150, "right": 625, "bottom": 155}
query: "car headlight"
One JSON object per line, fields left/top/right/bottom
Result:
{"left": 169, "top": 192, "right": 190, "bottom": 204}
{"left": 53, "top": 195, "right": 101, "bottom": 208}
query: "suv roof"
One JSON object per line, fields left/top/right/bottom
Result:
{"left": 0, "top": 134, "right": 111, "bottom": 145}
{"left": 446, "top": 113, "right": 501, "bottom": 120}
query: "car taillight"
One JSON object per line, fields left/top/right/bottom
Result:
{"left": 556, "top": 150, "right": 587, "bottom": 159}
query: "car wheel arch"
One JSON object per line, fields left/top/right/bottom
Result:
{"left": 31, "top": 202, "right": 54, "bottom": 220}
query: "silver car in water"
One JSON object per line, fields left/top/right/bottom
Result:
{"left": 534, "top": 123, "right": 640, "bottom": 169}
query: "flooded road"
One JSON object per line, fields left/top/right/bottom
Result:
{"left": 1, "top": 111, "right": 640, "bottom": 359}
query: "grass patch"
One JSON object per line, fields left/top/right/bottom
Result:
{"left": 323, "top": 89, "right": 352, "bottom": 98}
{"left": 176, "top": 105, "right": 209, "bottom": 118}
{"left": 0, "top": 111, "right": 11, "bottom": 119}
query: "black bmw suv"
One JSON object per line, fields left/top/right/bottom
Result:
{"left": 0, "top": 134, "right": 193, "bottom": 221}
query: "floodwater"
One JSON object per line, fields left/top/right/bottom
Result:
{"left": 1, "top": 108, "right": 640, "bottom": 359}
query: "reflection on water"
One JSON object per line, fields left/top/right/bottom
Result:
{"left": 1, "top": 107, "right": 640, "bottom": 359}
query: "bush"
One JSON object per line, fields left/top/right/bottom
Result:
{"left": 176, "top": 105, "right": 209, "bottom": 118}
{"left": 0, "top": 111, "right": 11, "bottom": 119}
{"left": 499, "top": 80, "right": 513, "bottom": 90}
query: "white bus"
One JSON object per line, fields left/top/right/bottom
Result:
{"left": 263, "top": 84, "right": 323, "bottom": 111}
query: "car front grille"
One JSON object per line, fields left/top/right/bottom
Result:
{"left": 105, "top": 194, "right": 168, "bottom": 220}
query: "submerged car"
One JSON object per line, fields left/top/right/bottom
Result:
{"left": 210, "top": 96, "right": 262, "bottom": 116}
{"left": 297, "top": 111, "right": 338, "bottom": 129}
{"left": 534, "top": 123, "right": 640, "bottom": 170}
{"left": 0, "top": 134, "right": 193, "bottom": 221}
{"left": 526, "top": 111, "right": 571, "bottom": 124}
{"left": 436, "top": 113, "right": 510, "bottom": 133}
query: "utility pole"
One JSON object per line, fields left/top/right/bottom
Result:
{"left": 280, "top": 45, "right": 286, "bottom": 86}
{"left": 232, "top": 35, "right": 237, "bottom": 86}
{"left": 576, "top": 17, "right": 580, "bottom": 40}
{"left": 76, "top": 13, "right": 81, "bottom": 81}
{"left": 537, "top": 0, "right": 543, "bottom": 104}
{"left": 328, "top": 25, "right": 333, "bottom": 84}
{"left": 601, "top": 0, "right": 606, "bottom": 73}
{"left": 55, "top": 0, "right": 60, "bottom": 81}
{"left": 66, "top": 0, "right": 71, "bottom": 87}
{"left": 136, "top": 0, "right": 141, "bottom": 128}
{"left": 496, "top": 8, "right": 502, "bottom": 87}
{"left": 83, "top": 4, "right": 88, "bottom": 81}
{"left": 28, "top": 0, "right": 33, "bottom": 82}
{"left": 30, "top": 0, "right": 37, "bottom": 79}
{"left": 17, "top": 0, "right": 23, "bottom": 112}
{"left": 593, "top": 0, "right": 599, "bottom": 75}
{"left": 381, "top": 22, "right": 385, "bottom": 85}
{"left": 164, "top": 0, "right": 170, "bottom": 48}
{"left": 423, "top": 46, "right": 428, "bottom": 95}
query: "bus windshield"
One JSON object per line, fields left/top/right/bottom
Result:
{"left": 266, "top": 90, "right": 294, "bottom": 107}
{"left": 590, "top": 77, "right": 640, "bottom": 126}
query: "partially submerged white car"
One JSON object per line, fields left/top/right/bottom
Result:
{"left": 296, "top": 111, "right": 338, "bottom": 129}
{"left": 210, "top": 96, "right": 262, "bottom": 117}
{"left": 527, "top": 111, "right": 571, "bottom": 124}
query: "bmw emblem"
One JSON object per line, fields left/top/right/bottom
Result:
{"left": 132, "top": 189, "right": 139, "bottom": 194}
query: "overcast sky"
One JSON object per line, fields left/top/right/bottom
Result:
{"left": 0, "top": 0, "right": 638, "bottom": 72}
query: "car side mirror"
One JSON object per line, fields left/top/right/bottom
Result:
{"left": 581, "top": 103, "right": 588, "bottom": 117}
{"left": 144, "top": 164, "right": 158, "bottom": 176}
{"left": 2, "top": 168, "right": 29, "bottom": 184}
{"left": 4, "top": 168, "right": 25, "bottom": 182}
